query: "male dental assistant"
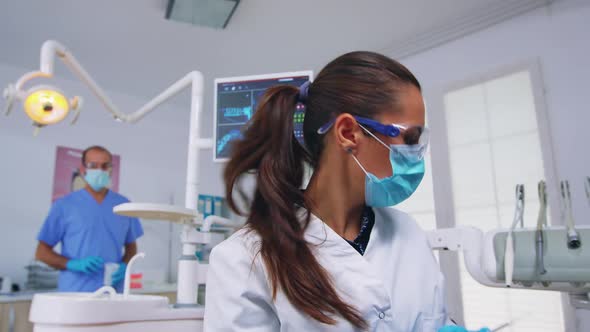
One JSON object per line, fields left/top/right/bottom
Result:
{"left": 35, "top": 145, "right": 143, "bottom": 292}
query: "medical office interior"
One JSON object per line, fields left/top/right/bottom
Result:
{"left": 0, "top": 0, "right": 589, "bottom": 331}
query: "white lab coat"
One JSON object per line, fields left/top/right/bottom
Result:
{"left": 204, "top": 207, "right": 449, "bottom": 331}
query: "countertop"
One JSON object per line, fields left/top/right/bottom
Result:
{"left": 0, "top": 283, "right": 177, "bottom": 303}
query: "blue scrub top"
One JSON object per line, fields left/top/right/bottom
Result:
{"left": 38, "top": 189, "right": 144, "bottom": 292}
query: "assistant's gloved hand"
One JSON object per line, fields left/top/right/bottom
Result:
{"left": 438, "top": 326, "right": 491, "bottom": 332}
{"left": 66, "top": 256, "right": 104, "bottom": 274}
{"left": 111, "top": 262, "right": 127, "bottom": 286}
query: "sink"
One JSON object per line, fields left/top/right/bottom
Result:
{"left": 30, "top": 292, "right": 204, "bottom": 331}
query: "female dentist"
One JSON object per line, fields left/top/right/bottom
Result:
{"left": 205, "top": 51, "right": 482, "bottom": 331}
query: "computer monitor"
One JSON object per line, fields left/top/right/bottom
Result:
{"left": 213, "top": 71, "right": 313, "bottom": 162}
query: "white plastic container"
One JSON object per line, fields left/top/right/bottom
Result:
{"left": 103, "top": 263, "right": 119, "bottom": 286}
{"left": 0, "top": 276, "right": 12, "bottom": 293}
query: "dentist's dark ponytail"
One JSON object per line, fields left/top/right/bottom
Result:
{"left": 223, "top": 84, "right": 366, "bottom": 328}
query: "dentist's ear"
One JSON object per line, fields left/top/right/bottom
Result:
{"left": 334, "top": 113, "right": 361, "bottom": 152}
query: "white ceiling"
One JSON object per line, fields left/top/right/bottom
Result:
{"left": 0, "top": 0, "right": 551, "bottom": 100}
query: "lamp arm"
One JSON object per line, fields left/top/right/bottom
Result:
{"left": 35, "top": 40, "right": 209, "bottom": 210}
{"left": 36, "top": 40, "right": 203, "bottom": 125}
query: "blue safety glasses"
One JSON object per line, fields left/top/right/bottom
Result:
{"left": 317, "top": 115, "right": 430, "bottom": 146}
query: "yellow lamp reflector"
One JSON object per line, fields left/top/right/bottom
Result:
{"left": 23, "top": 88, "right": 70, "bottom": 125}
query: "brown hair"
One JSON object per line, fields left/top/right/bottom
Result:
{"left": 224, "top": 51, "right": 420, "bottom": 329}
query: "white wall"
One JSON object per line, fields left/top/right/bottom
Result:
{"left": 0, "top": 63, "right": 191, "bottom": 285}
{"left": 403, "top": 0, "right": 590, "bottom": 222}
{"left": 398, "top": 0, "right": 590, "bottom": 330}
{"left": 196, "top": 0, "right": 590, "bottom": 206}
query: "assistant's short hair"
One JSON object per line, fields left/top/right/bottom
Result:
{"left": 82, "top": 146, "right": 112, "bottom": 164}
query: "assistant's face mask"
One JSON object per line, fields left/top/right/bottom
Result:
{"left": 352, "top": 125, "right": 427, "bottom": 207}
{"left": 84, "top": 169, "right": 111, "bottom": 191}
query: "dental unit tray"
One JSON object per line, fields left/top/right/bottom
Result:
{"left": 428, "top": 225, "right": 590, "bottom": 293}
{"left": 488, "top": 227, "right": 590, "bottom": 286}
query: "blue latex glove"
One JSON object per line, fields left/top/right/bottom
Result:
{"left": 438, "top": 326, "right": 491, "bottom": 332}
{"left": 111, "top": 262, "right": 127, "bottom": 286}
{"left": 66, "top": 256, "right": 104, "bottom": 274}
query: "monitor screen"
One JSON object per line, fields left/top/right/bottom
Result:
{"left": 214, "top": 71, "right": 313, "bottom": 162}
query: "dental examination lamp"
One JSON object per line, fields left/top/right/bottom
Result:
{"left": 2, "top": 40, "right": 239, "bottom": 308}
{"left": 4, "top": 74, "right": 82, "bottom": 135}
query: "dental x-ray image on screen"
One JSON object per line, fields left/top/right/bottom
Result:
{"left": 213, "top": 71, "right": 313, "bottom": 162}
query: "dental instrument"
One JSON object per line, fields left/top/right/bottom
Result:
{"left": 561, "top": 180, "right": 581, "bottom": 249}
{"left": 505, "top": 184, "right": 524, "bottom": 287}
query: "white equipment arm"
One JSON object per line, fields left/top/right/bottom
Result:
{"left": 32, "top": 40, "right": 212, "bottom": 211}
{"left": 428, "top": 226, "right": 505, "bottom": 288}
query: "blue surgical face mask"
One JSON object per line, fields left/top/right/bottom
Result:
{"left": 84, "top": 169, "right": 111, "bottom": 191}
{"left": 352, "top": 129, "right": 426, "bottom": 207}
